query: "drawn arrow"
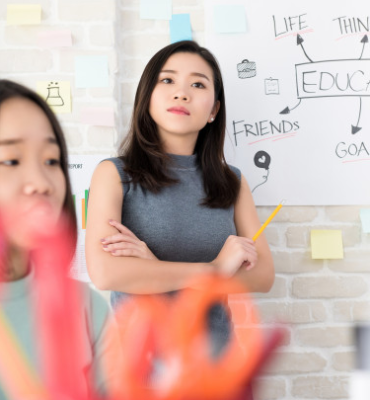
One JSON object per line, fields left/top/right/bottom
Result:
{"left": 280, "top": 99, "right": 302, "bottom": 114}
{"left": 352, "top": 97, "right": 362, "bottom": 134}
{"left": 297, "top": 34, "right": 313, "bottom": 63}
{"left": 359, "top": 34, "right": 368, "bottom": 60}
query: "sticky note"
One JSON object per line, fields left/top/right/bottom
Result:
{"left": 7, "top": 4, "right": 42, "bottom": 25}
{"left": 80, "top": 107, "right": 115, "bottom": 127}
{"left": 37, "top": 30, "right": 72, "bottom": 48}
{"left": 310, "top": 230, "right": 344, "bottom": 260}
{"left": 140, "top": 0, "right": 172, "bottom": 20}
{"left": 170, "top": 14, "right": 192, "bottom": 43}
{"left": 360, "top": 209, "right": 370, "bottom": 233}
{"left": 213, "top": 5, "right": 247, "bottom": 34}
{"left": 75, "top": 55, "right": 109, "bottom": 88}
{"left": 36, "top": 81, "right": 72, "bottom": 114}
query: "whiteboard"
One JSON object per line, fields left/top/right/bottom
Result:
{"left": 205, "top": 0, "right": 370, "bottom": 205}
{"left": 68, "top": 154, "right": 105, "bottom": 282}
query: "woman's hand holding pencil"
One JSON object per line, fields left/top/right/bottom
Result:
{"left": 211, "top": 235, "right": 258, "bottom": 276}
{"left": 211, "top": 200, "right": 284, "bottom": 276}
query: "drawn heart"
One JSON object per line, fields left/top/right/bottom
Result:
{"left": 258, "top": 156, "right": 266, "bottom": 163}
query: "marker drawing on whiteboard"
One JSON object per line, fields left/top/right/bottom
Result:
{"left": 265, "top": 77, "right": 280, "bottom": 95}
{"left": 279, "top": 33, "right": 368, "bottom": 134}
{"left": 252, "top": 150, "right": 271, "bottom": 193}
{"left": 237, "top": 59, "right": 257, "bottom": 79}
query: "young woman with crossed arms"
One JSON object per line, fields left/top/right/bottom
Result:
{"left": 86, "top": 41, "right": 274, "bottom": 359}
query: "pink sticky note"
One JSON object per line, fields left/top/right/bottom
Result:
{"left": 37, "top": 30, "right": 72, "bottom": 48}
{"left": 80, "top": 107, "right": 115, "bottom": 127}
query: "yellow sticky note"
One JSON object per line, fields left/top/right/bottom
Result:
{"left": 36, "top": 81, "right": 72, "bottom": 114}
{"left": 310, "top": 230, "right": 344, "bottom": 260}
{"left": 7, "top": 4, "right": 42, "bottom": 25}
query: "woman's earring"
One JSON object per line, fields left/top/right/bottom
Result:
{"left": 210, "top": 117, "right": 214, "bottom": 122}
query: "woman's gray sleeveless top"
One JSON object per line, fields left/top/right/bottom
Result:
{"left": 107, "top": 154, "right": 241, "bottom": 356}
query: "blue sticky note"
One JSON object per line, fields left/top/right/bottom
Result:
{"left": 74, "top": 55, "right": 109, "bottom": 88}
{"left": 360, "top": 209, "right": 370, "bottom": 233}
{"left": 140, "top": 0, "right": 172, "bottom": 20}
{"left": 213, "top": 5, "right": 247, "bottom": 34}
{"left": 170, "top": 14, "right": 192, "bottom": 43}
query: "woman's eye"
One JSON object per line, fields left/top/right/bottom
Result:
{"left": 192, "top": 82, "right": 205, "bottom": 89}
{"left": 46, "top": 159, "right": 61, "bottom": 166}
{"left": 161, "top": 78, "right": 173, "bottom": 84}
{"left": 0, "top": 159, "right": 19, "bottom": 166}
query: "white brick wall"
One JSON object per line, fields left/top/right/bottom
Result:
{"left": 0, "top": 1, "right": 368, "bottom": 399}
{"left": 0, "top": 0, "right": 118, "bottom": 154}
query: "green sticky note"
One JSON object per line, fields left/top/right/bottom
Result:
{"left": 310, "top": 230, "right": 344, "bottom": 260}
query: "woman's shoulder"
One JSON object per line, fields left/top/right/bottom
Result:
{"left": 227, "top": 164, "right": 241, "bottom": 181}
{"left": 97, "top": 157, "right": 125, "bottom": 176}
{"left": 91, "top": 157, "right": 126, "bottom": 186}
{"left": 101, "top": 157, "right": 125, "bottom": 169}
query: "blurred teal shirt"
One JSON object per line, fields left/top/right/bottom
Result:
{"left": 0, "top": 270, "right": 112, "bottom": 399}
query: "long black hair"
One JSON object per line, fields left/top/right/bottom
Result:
{"left": 119, "top": 41, "right": 240, "bottom": 208}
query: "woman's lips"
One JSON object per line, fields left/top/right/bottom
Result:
{"left": 16, "top": 200, "right": 55, "bottom": 222}
{"left": 167, "top": 107, "right": 190, "bottom": 115}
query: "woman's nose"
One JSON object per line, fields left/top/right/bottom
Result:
{"left": 173, "top": 93, "right": 188, "bottom": 101}
{"left": 173, "top": 86, "right": 189, "bottom": 101}
{"left": 23, "top": 164, "right": 52, "bottom": 196}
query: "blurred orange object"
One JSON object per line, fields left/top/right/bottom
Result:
{"left": 103, "top": 276, "right": 271, "bottom": 400}
{"left": 0, "top": 210, "right": 282, "bottom": 400}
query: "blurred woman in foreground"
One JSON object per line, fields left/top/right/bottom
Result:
{"left": 0, "top": 80, "right": 114, "bottom": 400}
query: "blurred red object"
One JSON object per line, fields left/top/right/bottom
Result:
{"left": 0, "top": 210, "right": 284, "bottom": 400}
{"left": 0, "top": 211, "right": 101, "bottom": 400}
{"left": 103, "top": 276, "right": 284, "bottom": 400}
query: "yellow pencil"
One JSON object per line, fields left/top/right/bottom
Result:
{"left": 253, "top": 200, "right": 285, "bottom": 242}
